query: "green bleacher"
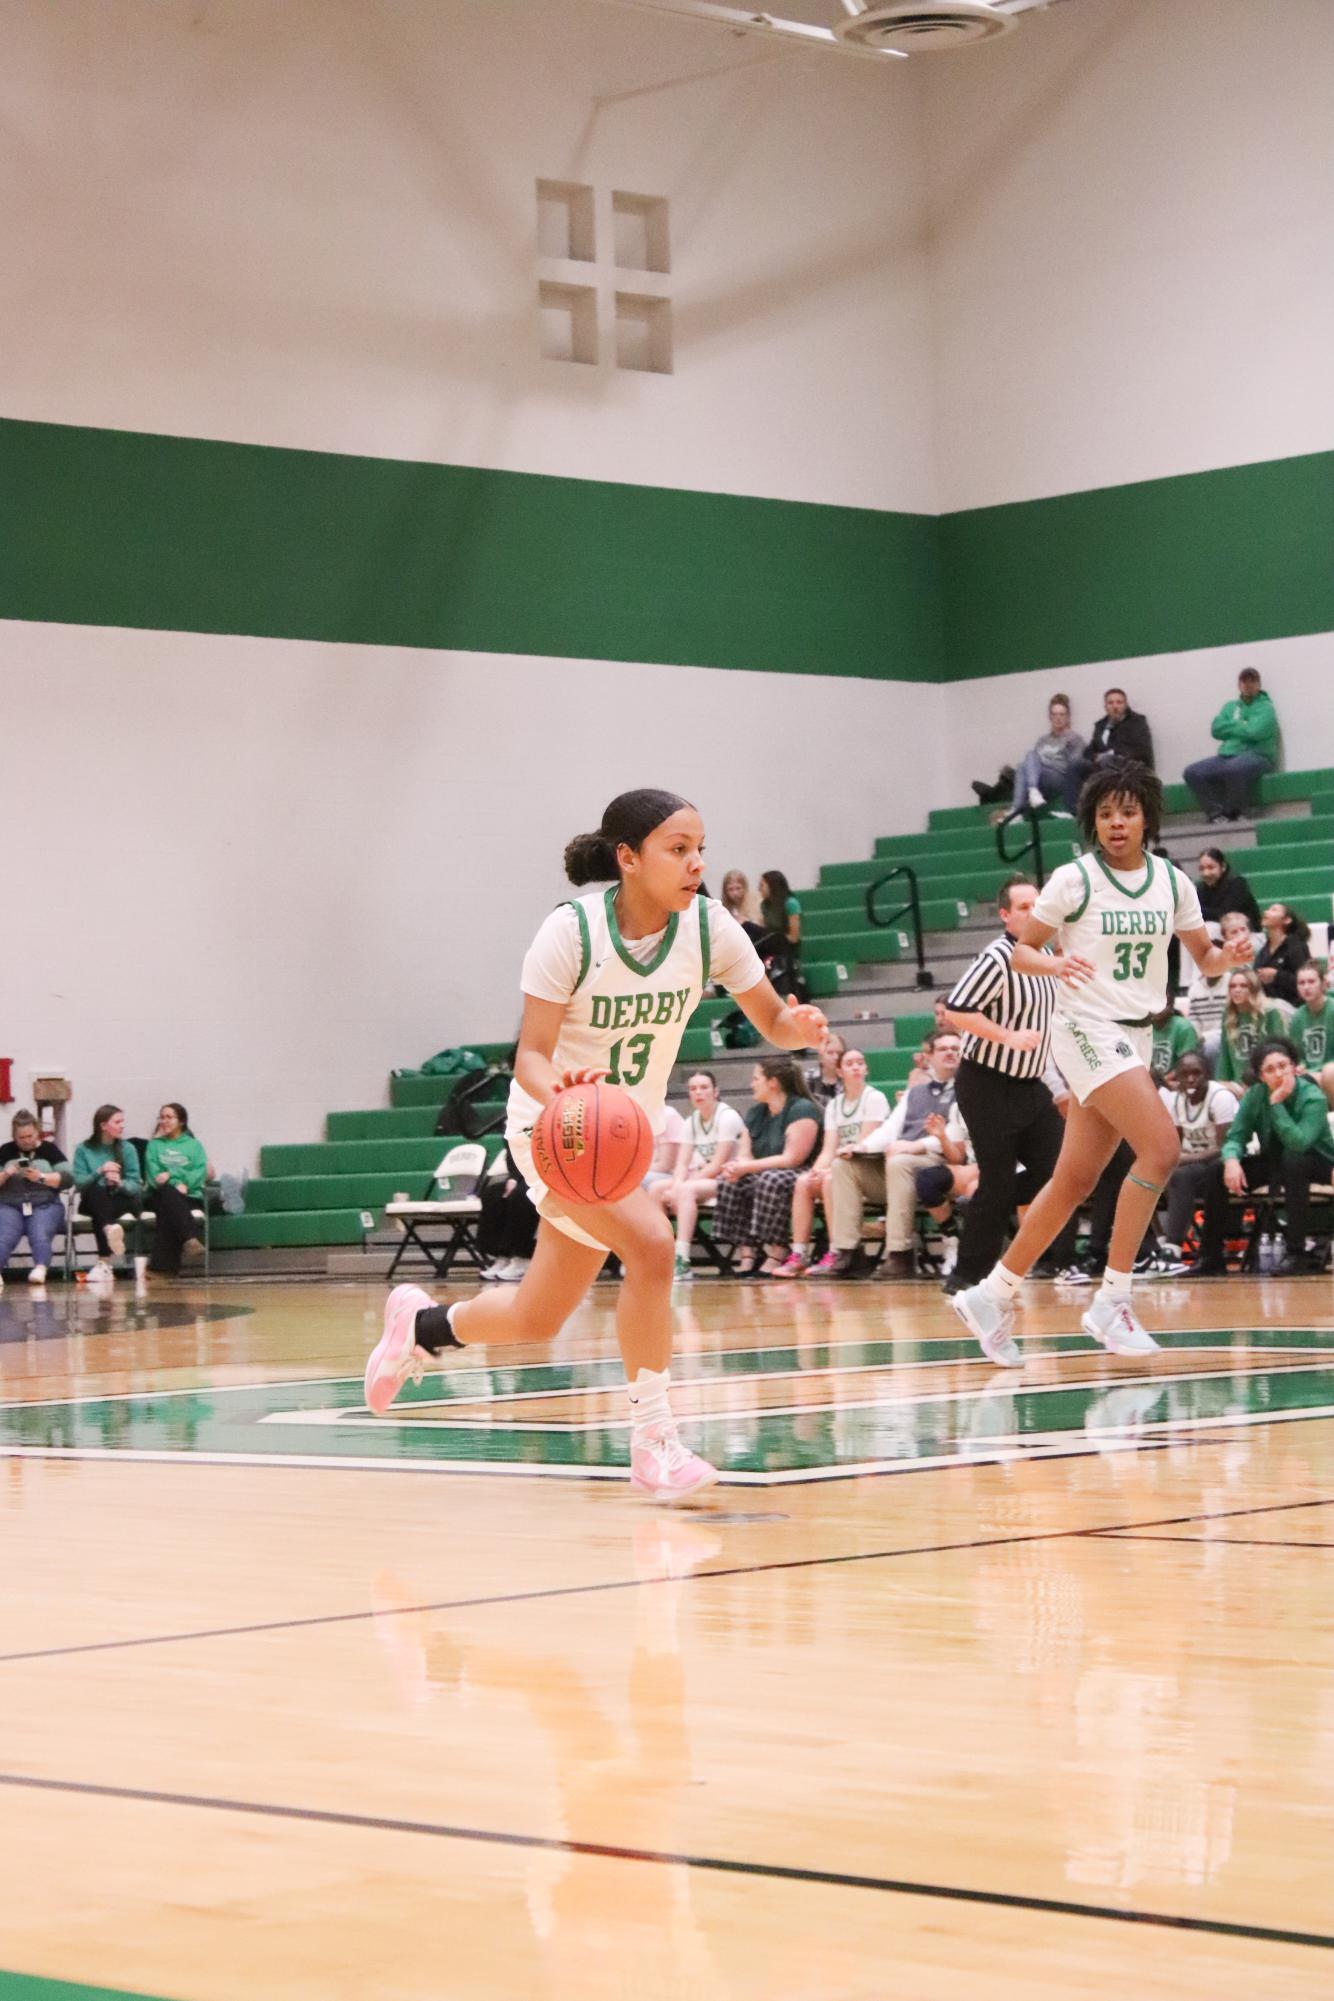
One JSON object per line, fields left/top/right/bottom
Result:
{"left": 215, "top": 766, "right": 1334, "bottom": 1254}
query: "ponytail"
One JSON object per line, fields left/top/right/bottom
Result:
{"left": 564, "top": 832, "right": 620, "bottom": 885}
{"left": 563, "top": 787, "right": 691, "bottom": 886}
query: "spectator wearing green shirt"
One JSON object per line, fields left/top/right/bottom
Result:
{"left": 1148, "top": 1005, "right": 1201, "bottom": 1085}
{"left": 757, "top": 870, "right": 805, "bottom": 997}
{"left": 72, "top": 1103, "right": 144, "bottom": 1280}
{"left": 1292, "top": 961, "right": 1334, "bottom": 1109}
{"left": 1193, "top": 1040, "right": 1334, "bottom": 1275}
{"left": 1183, "top": 667, "right": 1279, "bottom": 824}
{"left": 144, "top": 1101, "right": 213, "bottom": 1276}
{"left": 1216, "top": 969, "right": 1287, "bottom": 1096}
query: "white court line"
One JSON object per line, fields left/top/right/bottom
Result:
{"left": 4, "top": 1403, "right": 1333, "bottom": 1483}
{"left": 3, "top": 1325, "right": 1328, "bottom": 1416}
{"left": 260, "top": 1358, "right": 1334, "bottom": 1435}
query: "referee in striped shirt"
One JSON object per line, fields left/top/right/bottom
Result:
{"left": 942, "top": 874, "right": 1077, "bottom": 1292}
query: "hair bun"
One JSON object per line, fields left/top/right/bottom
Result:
{"left": 564, "top": 831, "right": 619, "bottom": 885}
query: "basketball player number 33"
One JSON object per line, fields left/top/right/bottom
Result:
{"left": 607, "top": 1032, "right": 654, "bottom": 1086}
{"left": 1112, "top": 941, "right": 1152, "bottom": 980}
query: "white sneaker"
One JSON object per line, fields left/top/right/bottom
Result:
{"left": 950, "top": 1281, "right": 1023, "bottom": 1367}
{"left": 1082, "top": 1292, "right": 1160, "bottom": 1356}
{"left": 630, "top": 1424, "right": 719, "bottom": 1503}
{"left": 87, "top": 1260, "right": 115, "bottom": 1285}
{"left": 28, "top": 1266, "right": 47, "bottom": 1288}
{"left": 479, "top": 1260, "right": 508, "bottom": 1282}
{"left": 497, "top": 1258, "right": 530, "bottom": 1282}
{"left": 105, "top": 1223, "right": 126, "bottom": 1259}
{"left": 1028, "top": 786, "right": 1045, "bottom": 811}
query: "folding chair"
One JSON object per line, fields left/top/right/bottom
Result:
{"left": 385, "top": 1143, "right": 492, "bottom": 1282}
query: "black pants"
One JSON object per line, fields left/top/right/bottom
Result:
{"left": 477, "top": 1174, "right": 538, "bottom": 1262}
{"left": 79, "top": 1183, "right": 141, "bottom": 1257}
{"left": 1199, "top": 1148, "right": 1327, "bottom": 1260}
{"left": 953, "top": 1062, "right": 1077, "bottom": 1285}
{"left": 148, "top": 1184, "right": 202, "bottom": 1274}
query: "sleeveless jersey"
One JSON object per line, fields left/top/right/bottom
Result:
{"left": 824, "top": 1086, "right": 890, "bottom": 1149}
{"left": 1033, "top": 851, "right": 1203, "bottom": 1026}
{"left": 509, "top": 890, "right": 764, "bottom": 1136}
{"left": 685, "top": 1103, "right": 745, "bottom": 1173}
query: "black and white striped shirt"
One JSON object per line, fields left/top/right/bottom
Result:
{"left": 945, "top": 931, "right": 1055, "bottom": 1081}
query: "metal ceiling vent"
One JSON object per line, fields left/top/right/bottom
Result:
{"left": 835, "top": 2, "right": 1018, "bottom": 53}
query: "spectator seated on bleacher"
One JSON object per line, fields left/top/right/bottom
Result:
{"left": 784, "top": 1048, "right": 890, "bottom": 1276}
{"left": 755, "top": 871, "right": 804, "bottom": 994}
{"left": 713, "top": 1057, "right": 821, "bottom": 1277}
{"left": 1067, "top": 687, "right": 1155, "bottom": 797}
{"left": 1292, "top": 961, "right": 1334, "bottom": 1110}
{"left": 641, "top": 1102, "right": 687, "bottom": 1198}
{"left": 1254, "top": 902, "right": 1312, "bottom": 1011}
{"left": 0, "top": 1110, "right": 71, "bottom": 1288}
{"left": 145, "top": 1102, "right": 214, "bottom": 1277}
{"left": 73, "top": 1103, "right": 143, "bottom": 1282}
{"left": 655, "top": 1070, "right": 745, "bottom": 1281}
{"left": 1187, "top": 913, "right": 1257, "bottom": 1065}
{"left": 1217, "top": 970, "right": 1288, "bottom": 1098}
{"left": 477, "top": 1140, "right": 537, "bottom": 1284}
{"left": 1157, "top": 1052, "right": 1237, "bottom": 1265}
{"left": 1149, "top": 1003, "right": 1201, "bottom": 1085}
{"left": 999, "top": 693, "right": 1086, "bottom": 821}
{"left": 719, "top": 871, "right": 765, "bottom": 946}
{"left": 1195, "top": 847, "right": 1262, "bottom": 931}
{"left": 827, "top": 1030, "right": 964, "bottom": 1280}
{"left": 1183, "top": 667, "right": 1279, "bottom": 824}
{"left": 1192, "top": 1039, "right": 1334, "bottom": 1276}
{"left": 804, "top": 1030, "right": 847, "bottom": 1107}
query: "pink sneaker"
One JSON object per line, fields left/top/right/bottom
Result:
{"left": 804, "top": 1251, "right": 838, "bottom": 1276}
{"left": 778, "top": 1251, "right": 810, "bottom": 1276}
{"left": 630, "top": 1424, "right": 719, "bottom": 1504}
{"left": 364, "top": 1284, "right": 437, "bottom": 1415}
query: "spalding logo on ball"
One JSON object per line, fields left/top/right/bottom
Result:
{"left": 532, "top": 1083, "right": 654, "bottom": 1206}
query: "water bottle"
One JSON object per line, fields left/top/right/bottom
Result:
{"left": 1257, "top": 1230, "right": 1275, "bottom": 1274}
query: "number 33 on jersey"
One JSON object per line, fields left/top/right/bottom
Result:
{"left": 1033, "top": 851, "right": 1204, "bottom": 1023}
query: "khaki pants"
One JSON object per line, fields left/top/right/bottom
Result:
{"left": 830, "top": 1153, "right": 924, "bottom": 1252}
{"left": 830, "top": 1155, "right": 886, "bottom": 1250}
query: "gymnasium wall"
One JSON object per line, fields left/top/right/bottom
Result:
{"left": 2, "top": 0, "right": 946, "bottom": 1167}
{"left": 6, "top": 0, "right": 1333, "bottom": 1171}
{"left": 923, "top": 0, "right": 1334, "bottom": 787}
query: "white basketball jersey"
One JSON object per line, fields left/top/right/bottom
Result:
{"left": 509, "top": 891, "right": 761, "bottom": 1136}
{"left": 686, "top": 1103, "right": 744, "bottom": 1173}
{"left": 1034, "top": 852, "right": 1203, "bottom": 1025}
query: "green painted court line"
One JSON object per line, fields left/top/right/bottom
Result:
{"left": 0, "top": 1975, "right": 177, "bottom": 2001}
{"left": 1, "top": 1330, "right": 1330, "bottom": 1483}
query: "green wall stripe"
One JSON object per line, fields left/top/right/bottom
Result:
{"left": 3, "top": 419, "right": 1329, "bottom": 679}
{"left": 940, "top": 450, "right": 1334, "bottom": 681}
{"left": 0, "top": 417, "right": 942, "bottom": 682}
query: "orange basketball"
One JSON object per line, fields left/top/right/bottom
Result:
{"left": 531, "top": 1083, "right": 654, "bottom": 1207}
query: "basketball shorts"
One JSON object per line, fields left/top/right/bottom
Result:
{"left": 506, "top": 1120, "right": 612, "bottom": 1254}
{"left": 1050, "top": 1015, "right": 1152, "bottom": 1106}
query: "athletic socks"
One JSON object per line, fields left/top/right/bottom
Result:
{"left": 982, "top": 1263, "right": 1024, "bottom": 1304}
{"left": 415, "top": 1302, "right": 463, "bottom": 1355}
{"left": 1099, "top": 1266, "right": 1133, "bottom": 1302}
{"left": 627, "top": 1366, "right": 673, "bottom": 1437}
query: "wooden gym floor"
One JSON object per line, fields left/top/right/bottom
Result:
{"left": 2, "top": 1271, "right": 1332, "bottom": 2000}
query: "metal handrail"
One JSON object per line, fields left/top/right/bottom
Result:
{"left": 994, "top": 804, "right": 1049, "bottom": 887}
{"left": 865, "top": 863, "right": 934, "bottom": 990}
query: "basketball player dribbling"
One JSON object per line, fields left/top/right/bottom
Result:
{"left": 364, "top": 788, "right": 828, "bottom": 1500}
